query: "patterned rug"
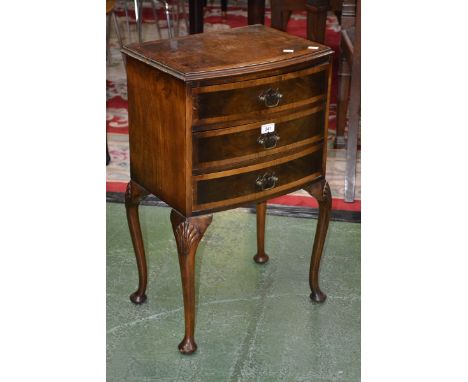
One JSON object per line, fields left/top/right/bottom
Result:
{"left": 107, "top": 3, "right": 360, "bottom": 217}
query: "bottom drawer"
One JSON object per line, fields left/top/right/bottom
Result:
{"left": 194, "top": 148, "right": 323, "bottom": 210}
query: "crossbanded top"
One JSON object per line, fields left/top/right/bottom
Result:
{"left": 122, "top": 25, "right": 333, "bottom": 81}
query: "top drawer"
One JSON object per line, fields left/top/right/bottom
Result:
{"left": 192, "top": 63, "right": 329, "bottom": 127}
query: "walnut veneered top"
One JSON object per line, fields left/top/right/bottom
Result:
{"left": 122, "top": 25, "right": 333, "bottom": 81}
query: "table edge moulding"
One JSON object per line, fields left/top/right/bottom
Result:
{"left": 121, "top": 25, "right": 334, "bottom": 355}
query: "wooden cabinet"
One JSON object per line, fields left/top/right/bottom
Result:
{"left": 122, "top": 25, "right": 334, "bottom": 354}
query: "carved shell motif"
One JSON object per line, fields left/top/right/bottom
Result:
{"left": 124, "top": 181, "right": 133, "bottom": 202}
{"left": 306, "top": 180, "right": 331, "bottom": 203}
{"left": 322, "top": 182, "right": 331, "bottom": 202}
{"left": 175, "top": 221, "right": 201, "bottom": 256}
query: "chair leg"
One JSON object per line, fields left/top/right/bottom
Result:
{"left": 106, "top": 13, "right": 112, "bottom": 65}
{"left": 136, "top": 0, "right": 143, "bottom": 43}
{"left": 123, "top": 0, "right": 131, "bottom": 42}
{"left": 181, "top": 0, "right": 189, "bottom": 31}
{"left": 221, "top": 0, "right": 227, "bottom": 18}
{"left": 344, "top": 0, "right": 361, "bottom": 203}
{"left": 106, "top": 138, "right": 110, "bottom": 166}
{"left": 281, "top": 10, "right": 292, "bottom": 31}
{"left": 305, "top": 3, "right": 328, "bottom": 43}
{"left": 175, "top": 2, "right": 180, "bottom": 37}
{"left": 111, "top": 11, "right": 126, "bottom": 66}
{"left": 163, "top": 1, "right": 173, "bottom": 38}
{"left": 270, "top": 0, "right": 283, "bottom": 30}
{"left": 221, "top": 0, "right": 227, "bottom": 12}
{"left": 189, "top": 0, "right": 204, "bottom": 33}
{"left": 336, "top": 55, "right": 351, "bottom": 149}
{"left": 151, "top": 0, "right": 162, "bottom": 39}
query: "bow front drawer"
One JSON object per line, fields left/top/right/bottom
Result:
{"left": 192, "top": 64, "right": 328, "bottom": 127}
{"left": 193, "top": 147, "right": 323, "bottom": 211}
{"left": 193, "top": 105, "right": 326, "bottom": 172}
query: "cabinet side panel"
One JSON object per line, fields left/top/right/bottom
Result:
{"left": 126, "top": 57, "right": 187, "bottom": 214}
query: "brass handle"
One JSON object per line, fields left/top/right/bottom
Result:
{"left": 257, "top": 132, "right": 280, "bottom": 149}
{"left": 256, "top": 172, "right": 279, "bottom": 191}
{"left": 258, "top": 88, "right": 283, "bottom": 108}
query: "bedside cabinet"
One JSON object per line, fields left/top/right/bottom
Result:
{"left": 122, "top": 25, "right": 334, "bottom": 354}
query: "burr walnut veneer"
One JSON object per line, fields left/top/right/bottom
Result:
{"left": 122, "top": 25, "right": 334, "bottom": 354}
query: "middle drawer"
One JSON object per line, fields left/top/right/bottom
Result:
{"left": 192, "top": 105, "right": 326, "bottom": 172}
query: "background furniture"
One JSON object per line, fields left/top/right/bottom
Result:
{"left": 335, "top": 0, "right": 358, "bottom": 147}
{"left": 271, "top": 0, "right": 307, "bottom": 34}
{"left": 122, "top": 25, "right": 334, "bottom": 354}
{"left": 335, "top": 0, "right": 357, "bottom": 148}
{"left": 128, "top": 0, "right": 274, "bottom": 36}
{"left": 189, "top": 0, "right": 265, "bottom": 32}
{"left": 342, "top": 0, "right": 359, "bottom": 202}
{"left": 204, "top": 0, "right": 228, "bottom": 17}
{"left": 305, "top": 0, "right": 329, "bottom": 43}
{"left": 116, "top": 0, "right": 132, "bottom": 42}
{"left": 270, "top": 0, "right": 343, "bottom": 43}
{"left": 106, "top": 138, "right": 111, "bottom": 165}
{"left": 136, "top": 0, "right": 162, "bottom": 41}
{"left": 107, "top": 0, "right": 124, "bottom": 166}
{"left": 106, "top": 0, "right": 125, "bottom": 65}
{"left": 133, "top": 0, "right": 187, "bottom": 42}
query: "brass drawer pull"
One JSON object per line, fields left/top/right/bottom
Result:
{"left": 256, "top": 172, "right": 279, "bottom": 191}
{"left": 257, "top": 132, "right": 280, "bottom": 149}
{"left": 258, "top": 88, "right": 283, "bottom": 108}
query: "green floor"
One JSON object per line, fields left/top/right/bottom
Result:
{"left": 107, "top": 203, "right": 360, "bottom": 381}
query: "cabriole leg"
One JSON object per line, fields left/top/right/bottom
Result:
{"left": 170, "top": 210, "right": 213, "bottom": 354}
{"left": 125, "top": 180, "right": 150, "bottom": 304}
{"left": 304, "top": 179, "right": 332, "bottom": 303}
{"left": 253, "top": 201, "right": 269, "bottom": 264}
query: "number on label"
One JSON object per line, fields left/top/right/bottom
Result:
{"left": 261, "top": 123, "right": 275, "bottom": 134}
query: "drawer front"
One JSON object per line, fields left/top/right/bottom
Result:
{"left": 193, "top": 65, "right": 328, "bottom": 126}
{"left": 193, "top": 148, "right": 323, "bottom": 210}
{"left": 193, "top": 105, "right": 325, "bottom": 171}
